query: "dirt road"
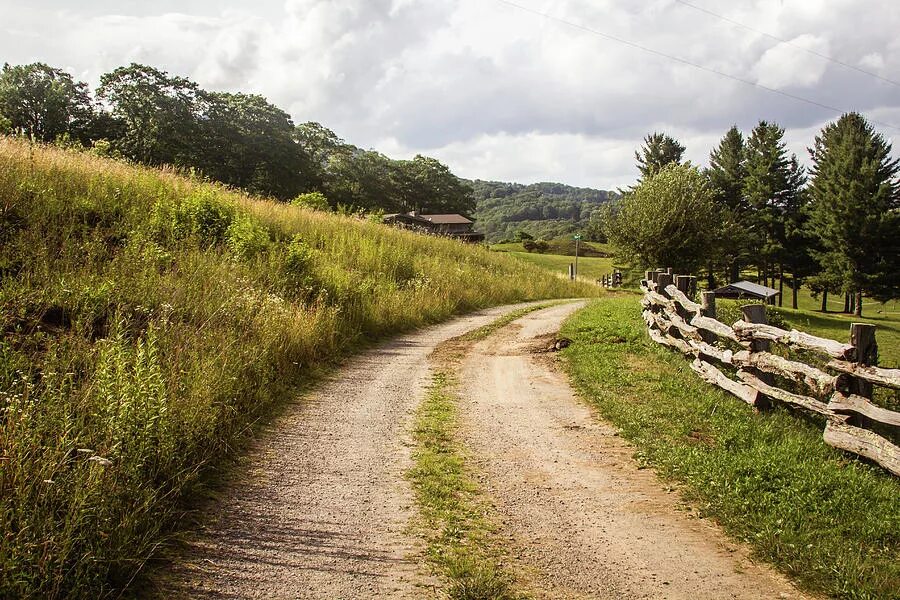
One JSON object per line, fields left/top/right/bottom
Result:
{"left": 165, "top": 302, "right": 539, "bottom": 599}
{"left": 169, "top": 300, "right": 808, "bottom": 599}
{"left": 457, "top": 302, "right": 807, "bottom": 599}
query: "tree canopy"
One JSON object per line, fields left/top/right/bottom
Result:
{"left": 0, "top": 63, "right": 95, "bottom": 143}
{"left": 0, "top": 61, "right": 475, "bottom": 214}
{"left": 604, "top": 163, "right": 719, "bottom": 273}
{"left": 634, "top": 132, "right": 685, "bottom": 180}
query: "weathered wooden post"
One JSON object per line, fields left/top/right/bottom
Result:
{"left": 644, "top": 270, "right": 654, "bottom": 286}
{"left": 701, "top": 291, "right": 716, "bottom": 319}
{"left": 688, "top": 276, "right": 697, "bottom": 299}
{"left": 849, "top": 323, "right": 878, "bottom": 398}
{"left": 657, "top": 273, "right": 674, "bottom": 298}
{"left": 568, "top": 263, "right": 575, "bottom": 280}
{"left": 675, "top": 275, "right": 692, "bottom": 296}
{"left": 741, "top": 304, "right": 773, "bottom": 407}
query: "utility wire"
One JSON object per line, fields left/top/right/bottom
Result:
{"left": 673, "top": 0, "right": 900, "bottom": 88}
{"left": 493, "top": 0, "right": 900, "bottom": 132}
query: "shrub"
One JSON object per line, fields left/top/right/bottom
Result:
{"left": 291, "top": 191, "right": 330, "bottom": 212}
{"left": 174, "top": 189, "right": 234, "bottom": 245}
{"left": 226, "top": 217, "right": 270, "bottom": 260}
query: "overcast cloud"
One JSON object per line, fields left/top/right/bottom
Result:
{"left": 2, "top": 0, "right": 899, "bottom": 189}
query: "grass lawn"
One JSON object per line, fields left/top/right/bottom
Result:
{"left": 561, "top": 295, "right": 900, "bottom": 600}
{"left": 491, "top": 239, "right": 614, "bottom": 257}
{"left": 494, "top": 251, "right": 616, "bottom": 283}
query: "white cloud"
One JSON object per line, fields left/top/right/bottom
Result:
{"left": 1, "top": 0, "right": 899, "bottom": 189}
{"left": 753, "top": 34, "right": 830, "bottom": 89}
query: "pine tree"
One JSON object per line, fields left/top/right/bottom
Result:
{"left": 743, "top": 121, "right": 796, "bottom": 291}
{"left": 706, "top": 125, "right": 750, "bottom": 282}
{"left": 634, "top": 132, "right": 685, "bottom": 180}
{"left": 779, "top": 155, "right": 813, "bottom": 308}
{"left": 808, "top": 112, "right": 900, "bottom": 316}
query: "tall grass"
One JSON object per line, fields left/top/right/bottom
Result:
{"left": 0, "top": 137, "right": 594, "bottom": 599}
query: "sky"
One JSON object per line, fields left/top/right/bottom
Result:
{"left": 2, "top": 0, "right": 899, "bottom": 189}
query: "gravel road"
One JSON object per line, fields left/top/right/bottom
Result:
{"left": 169, "top": 299, "right": 810, "bottom": 599}
{"left": 457, "top": 301, "right": 809, "bottom": 599}
{"left": 164, "top": 302, "right": 539, "bottom": 599}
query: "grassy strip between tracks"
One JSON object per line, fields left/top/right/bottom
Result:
{"left": 408, "top": 305, "right": 556, "bottom": 600}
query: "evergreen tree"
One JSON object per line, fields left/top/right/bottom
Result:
{"left": 743, "top": 121, "right": 796, "bottom": 289}
{"left": 634, "top": 132, "right": 685, "bottom": 180}
{"left": 779, "top": 155, "right": 814, "bottom": 308}
{"left": 808, "top": 112, "right": 900, "bottom": 316}
{"left": 706, "top": 125, "right": 750, "bottom": 282}
{"left": 707, "top": 126, "right": 748, "bottom": 214}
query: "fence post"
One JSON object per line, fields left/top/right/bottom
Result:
{"left": 688, "top": 276, "right": 697, "bottom": 299}
{"left": 741, "top": 304, "right": 773, "bottom": 406}
{"left": 701, "top": 292, "right": 716, "bottom": 319}
{"left": 675, "top": 275, "right": 691, "bottom": 296}
{"left": 849, "top": 323, "right": 877, "bottom": 398}
{"left": 657, "top": 273, "right": 674, "bottom": 298}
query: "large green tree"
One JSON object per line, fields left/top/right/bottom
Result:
{"left": 0, "top": 62, "right": 95, "bottom": 142}
{"left": 808, "top": 112, "right": 900, "bottom": 315}
{"left": 97, "top": 63, "right": 208, "bottom": 166}
{"left": 605, "top": 162, "right": 720, "bottom": 273}
{"left": 202, "top": 92, "right": 308, "bottom": 199}
{"left": 634, "top": 132, "right": 685, "bottom": 180}
{"left": 392, "top": 155, "right": 475, "bottom": 215}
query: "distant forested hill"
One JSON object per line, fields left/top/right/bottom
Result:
{"left": 469, "top": 180, "right": 616, "bottom": 242}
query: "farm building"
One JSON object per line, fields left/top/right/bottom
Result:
{"left": 712, "top": 280, "right": 780, "bottom": 303}
{"left": 383, "top": 211, "right": 485, "bottom": 242}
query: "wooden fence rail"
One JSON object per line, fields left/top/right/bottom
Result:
{"left": 640, "top": 274, "right": 900, "bottom": 477}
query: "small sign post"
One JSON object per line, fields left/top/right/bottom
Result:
{"left": 573, "top": 234, "right": 582, "bottom": 279}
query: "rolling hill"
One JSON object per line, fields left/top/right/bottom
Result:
{"left": 469, "top": 179, "right": 617, "bottom": 242}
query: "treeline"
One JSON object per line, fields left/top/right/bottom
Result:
{"left": 470, "top": 180, "right": 614, "bottom": 242}
{"left": 0, "top": 62, "right": 474, "bottom": 214}
{"left": 604, "top": 118, "right": 899, "bottom": 316}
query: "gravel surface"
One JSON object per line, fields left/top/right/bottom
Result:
{"left": 458, "top": 302, "right": 811, "bottom": 600}
{"left": 164, "top": 302, "right": 539, "bottom": 599}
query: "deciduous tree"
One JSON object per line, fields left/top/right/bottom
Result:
{"left": 0, "top": 63, "right": 94, "bottom": 142}
{"left": 605, "top": 163, "right": 719, "bottom": 273}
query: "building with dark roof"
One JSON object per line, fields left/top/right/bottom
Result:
{"left": 382, "top": 211, "right": 485, "bottom": 242}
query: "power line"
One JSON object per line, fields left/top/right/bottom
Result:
{"left": 492, "top": 0, "right": 900, "bottom": 132}
{"left": 673, "top": 0, "right": 900, "bottom": 88}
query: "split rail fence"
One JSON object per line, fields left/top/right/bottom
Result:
{"left": 641, "top": 269, "right": 900, "bottom": 477}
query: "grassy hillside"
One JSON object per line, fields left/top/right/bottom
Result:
{"left": 0, "top": 138, "right": 595, "bottom": 599}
